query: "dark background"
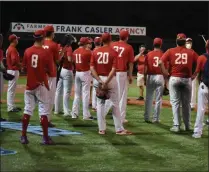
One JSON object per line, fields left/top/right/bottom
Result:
{"left": 0, "top": 1, "right": 208, "bottom": 55}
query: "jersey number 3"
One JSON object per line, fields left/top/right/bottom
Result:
{"left": 31, "top": 54, "right": 38, "bottom": 68}
{"left": 175, "top": 53, "right": 188, "bottom": 64}
{"left": 153, "top": 56, "right": 159, "bottom": 67}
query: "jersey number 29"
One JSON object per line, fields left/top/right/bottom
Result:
{"left": 175, "top": 53, "right": 188, "bottom": 64}
{"left": 31, "top": 54, "right": 38, "bottom": 68}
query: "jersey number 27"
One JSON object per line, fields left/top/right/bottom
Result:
{"left": 113, "top": 46, "right": 125, "bottom": 57}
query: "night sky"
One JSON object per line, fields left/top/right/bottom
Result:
{"left": 0, "top": 1, "right": 208, "bottom": 53}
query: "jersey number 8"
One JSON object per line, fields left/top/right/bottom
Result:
{"left": 175, "top": 53, "right": 188, "bottom": 64}
{"left": 31, "top": 54, "right": 38, "bottom": 68}
{"left": 97, "top": 52, "right": 109, "bottom": 64}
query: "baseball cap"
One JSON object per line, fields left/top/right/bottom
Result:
{"left": 88, "top": 37, "right": 93, "bottom": 43}
{"left": 176, "top": 33, "right": 186, "bottom": 40}
{"left": 120, "top": 29, "right": 129, "bottom": 40}
{"left": 101, "top": 32, "right": 112, "bottom": 42}
{"left": 94, "top": 37, "right": 102, "bottom": 44}
{"left": 33, "top": 29, "right": 45, "bottom": 39}
{"left": 153, "top": 38, "right": 162, "bottom": 45}
{"left": 186, "top": 38, "right": 192, "bottom": 42}
{"left": 44, "top": 25, "right": 54, "bottom": 32}
{"left": 79, "top": 37, "right": 91, "bottom": 45}
{"left": 8, "top": 34, "right": 20, "bottom": 42}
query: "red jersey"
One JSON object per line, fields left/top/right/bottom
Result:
{"left": 137, "top": 55, "right": 145, "bottom": 74}
{"left": 111, "top": 41, "right": 134, "bottom": 72}
{"left": 145, "top": 50, "right": 164, "bottom": 75}
{"left": 91, "top": 46, "right": 117, "bottom": 76}
{"left": 6, "top": 45, "right": 20, "bottom": 70}
{"left": 0, "top": 49, "right": 3, "bottom": 62}
{"left": 73, "top": 47, "right": 92, "bottom": 72}
{"left": 43, "top": 39, "right": 60, "bottom": 77}
{"left": 22, "top": 46, "right": 53, "bottom": 90}
{"left": 161, "top": 47, "right": 198, "bottom": 78}
{"left": 194, "top": 54, "right": 207, "bottom": 73}
{"left": 60, "top": 46, "right": 73, "bottom": 70}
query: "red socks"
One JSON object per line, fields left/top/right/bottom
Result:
{"left": 22, "top": 114, "right": 30, "bottom": 136}
{"left": 40, "top": 115, "right": 49, "bottom": 138}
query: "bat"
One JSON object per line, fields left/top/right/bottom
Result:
{"left": 198, "top": 34, "right": 207, "bottom": 43}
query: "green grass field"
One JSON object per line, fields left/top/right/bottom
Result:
{"left": 1, "top": 77, "right": 208, "bottom": 172}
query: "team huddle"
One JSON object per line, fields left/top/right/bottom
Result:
{"left": 0, "top": 25, "right": 208, "bottom": 145}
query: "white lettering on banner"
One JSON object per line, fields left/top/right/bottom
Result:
{"left": 11, "top": 22, "right": 146, "bottom": 36}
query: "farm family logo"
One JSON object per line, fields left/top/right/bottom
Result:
{"left": 12, "top": 23, "right": 25, "bottom": 31}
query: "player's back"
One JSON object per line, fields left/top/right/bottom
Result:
{"left": 73, "top": 47, "right": 91, "bottom": 71}
{"left": 111, "top": 41, "right": 133, "bottom": 71}
{"left": 91, "top": 46, "right": 117, "bottom": 76}
{"left": 165, "top": 46, "right": 198, "bottom": 78}
{"left": 146, "top": 50, "right": 164, "bottom": 75}
{"left": 23, "top": 46, "right": 50, "bottom": 90}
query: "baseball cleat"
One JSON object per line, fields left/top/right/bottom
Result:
{"left": 71, "top": 113, "right": 78, "bottom": 119}
{"left": 20, "top": 136, "right": 29, "bottom": 144}
{"left": 192, "top": 132, "right": 202, "bottom": 139}
{"left": 42, "top": 136, "right": 54, "bottom": 145}
{"left": 98, "top": 130, "right": 106, "bottom": 135}
{"left": 170, "top": 126, "right": 180, "bottom": 132}
{"left": 116, "top": 130, "right": 132, "bottom": 135}
{"left": 48, "top": 122, "right": 56, "bottom": 128}
{"left": 16, "top": 107, "right": 22, "bottom": 111}
{"left": 63, "top": 113, "right": 71, "bottom": 117}
{"left": 122, "top": 119, "right": 128, "bottom": 124}
{"left": 144, "top": 120, "right": 152, "bottom": 123}
{"left": 152, "top": 120, "right": 160, "bottom": 124}
{"left": 92, "top": 108, "right": 97, "bottom": 112}
{"left": 8, "top": 108, "right": 20, "bottom": 113}
{"left": 136, "top": 96, "right": 144, "bottom": 101}
{"left": 83, "top": 116, "right": 95, "bottom": 120}
{"left": 205, "top": 120, "right": 209, "bottom": 125}
{"left": 0, "top": 117, "right": 7, "bottom": 121}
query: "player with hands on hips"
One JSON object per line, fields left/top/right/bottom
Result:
{"left": 6, "top": 34, "right": 22, "bottom": 112}
{"left": 186, "top": 38, "right": 197, "bottom": 110}
{"left": 54, "top": 43, "right": 73, "bottom": 117}
{"left": 20, "top": 29, "right": 54, "bottom": 145}
{"left": 91, "top": 37, "right": 102, "bottom": 112}
{"left": 90, "top": 32, "right": 132, "bottom": 135}
{"left": 71, "top": 37, "right": 94, "bottom": 120}
{"left": 144, "top": 38, "right": 165, "bottom": 123}
{"left": 159, "top": 33, "right": 198, "bottom": 133}
{"left": 192, "top": 40, "right": 209, "bottom": 138}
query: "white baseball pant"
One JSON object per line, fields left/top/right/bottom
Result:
{"left": 24, "top": 85, "right": 50, "bottom": 116}
{"left": 7, "top": 70, "right": 19, "bottom": 111}
{"left": 193, "top": 82, "right": 208, "bottom": 135}
{"left": 92, "top": 78, "right": 97, "bottom": 109}
{"left": 71, "top": 71, "right": 91, "bottom": 119}
{"left": 169, "top": 76, "right": 192, "bottom": 129}
{"left": 95, "top": 76, "right": 124, "bottom": 132}
{"left": 54, "top": 68, "right": 73, "bottom": 115}
{"left": 144, "top": 75, "right": 165, "bottom": 121}
{"left": 190, "top": 77, "right": 197, "bottom": 108}
{"left": 0, "top": 72, "right": 4, "bottom": 101}
{"left": 48, "top": 77, "right": 57, "bottom": 121}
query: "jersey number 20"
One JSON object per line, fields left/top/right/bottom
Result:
{"left": 31, "top": 54, "right": 38, "bottom": 68}
{"left": 97, "top": 52, "right": 109, "bottom": 64}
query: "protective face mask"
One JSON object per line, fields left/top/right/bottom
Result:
{"left": 186, "top": 43, "right": 192, "bottom": 49}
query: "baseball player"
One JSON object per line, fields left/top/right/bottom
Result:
{"left": 54, "top": 44, "right": 73, "bottom": 117}
{"left": 20, "top": 29, "right": 54, "bottom": 145}
{"left": 71, "top": 37, "right": 93, "bottom": 120}
{"left": 43, "top": 25, "right": 60, "bottom": 127}
{"left": 110, "top": 30, "right": 134, "bottom": 124}
{"left": 6, "top": 34, "right": 22, "bottom": 112}
{"left": 90, "top": 32, "right": 132, "bottom": 135}
{"left": 159, "top": 33, "right": 199, "bottom": 132}
{"left": 144, "top": 38, "right": 165, "bottom": 123}
{"left": 186, "top": 38, "right": 197, "bottom": 110}
{"left": 91, "top": 37, "right": 102, "bottom": 112}
{"left": 192, "top": 40, "right": 209, "bottom": 138}
{"left": 134, "top": 45, "right": 146, "bottom": 100}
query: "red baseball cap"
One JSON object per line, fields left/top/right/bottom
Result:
{"left": 177, "top": 33, "right": 186, "bottom": 40}
{"left": 8, "top": 34, "right": 20, "bottom": 42}
{"left": 94, "top": 37, "right": 102, "bottom": 44}
{"left": 101, "top": 32, "right": 112, "bottom": 42}
{"left": 120, "top": 29, "right": 129, "bottom": 39}
{"left": 33, "top": 29, "right": 45, "bottom": 39}
{"left": 79, "top": 37, "right": 91, "bottom": 45}
{"left": 44, "top": 25, "right": 54, "bottom": 32}
{"left": 88, "top": 37, "right": 93, "bottom": 43}
{"left": 153, "top": 38, "right": 162, "bottom": 45}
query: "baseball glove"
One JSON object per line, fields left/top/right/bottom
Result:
{"left": 3, "top": 71, "right": 15, "bottom": 80}
{"left": 96, "top": 84, "right": 110, "bottom": 100}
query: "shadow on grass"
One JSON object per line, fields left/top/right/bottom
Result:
{"left": 7, "top": 111, "right": 22, "bottom": 122}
